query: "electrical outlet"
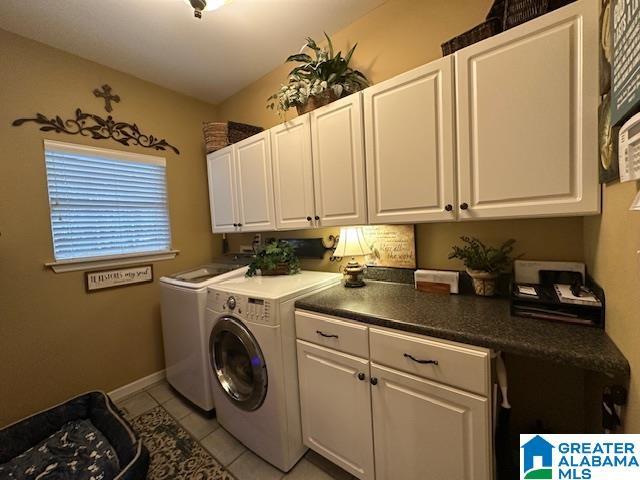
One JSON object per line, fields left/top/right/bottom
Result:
{"left": 253, "top": 234, "right": 262, "bottom": 245}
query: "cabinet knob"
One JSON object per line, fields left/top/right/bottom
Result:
{"left": 237, "top": 223, "right": 243, "bottom": 227}
{"left": 233, "top": 223, "right": 238, "bottom": 227}
{"left": 445, "top": 204, "right": 453, "bottom": 212}
{"left": 307, "top": 216, "right": 312, "bottom": 221}
{"left": 314, "top": 215, "right": 320, "bottom": 221}
{"left": 370, "top": 377, "right": 378, "bottom": 386}
{"left": 460, "top": 203, "right": 469, "bottom": 210}
{"left": 357, "top": 372, "right": 366, "bottom": 381}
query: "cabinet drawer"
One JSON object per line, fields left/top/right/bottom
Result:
{"left": 295, "top": 310, "right": 369, "bottom": 358}
{"left": 369, "top": 328, "right": 489, "bottom": 395}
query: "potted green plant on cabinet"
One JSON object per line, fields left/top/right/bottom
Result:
{"left": 448, "top": 236, "right": 516, "bottom": 296}
{"left": 247, "top": 240, "right": 301, "bottom": 277}
{"left": 267, "top": 33, "right": 370, "bottom": 116}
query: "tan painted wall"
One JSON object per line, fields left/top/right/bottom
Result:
{"left": 584, "top": 182, "right": 640, "bottom": 433}
{"left": 0, "top": 29, "right": 221, "bottom": 426}
{"left": 218, "top": 0, "right": 494, "bottom": 128}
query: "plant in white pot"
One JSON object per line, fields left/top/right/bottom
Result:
{"left": 266, "top": 33, "right": 370, "bottom": 116}
{"left": 448, "top": 236, "right": 516, "bottom": 296}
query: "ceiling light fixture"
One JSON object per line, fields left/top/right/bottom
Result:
{"left": 185, "top": 0, "right": 231, "bottom": 19}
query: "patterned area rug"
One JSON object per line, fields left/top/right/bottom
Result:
{"left": 130, "top": 406, "right": 234, "bottom": 480}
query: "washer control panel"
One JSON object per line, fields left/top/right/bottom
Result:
{"left": 207, "top": 289, "right": 273, "bottom": 324}
{"left": 246, "top": 297, "right": 271, "bottom": 323}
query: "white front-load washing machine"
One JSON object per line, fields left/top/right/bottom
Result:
{"left": 159, "top": 256, "right": 251, "bottom": 414}
{"left": 206, "top": 271, "right": 341, "bottom": 472}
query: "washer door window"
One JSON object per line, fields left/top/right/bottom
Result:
{"left": 210, "top": 316, "right": 267, "bottom": 411}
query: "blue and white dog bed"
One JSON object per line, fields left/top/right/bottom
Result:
{"left": 0, "top": 391, "right": 149, "bottom": 479}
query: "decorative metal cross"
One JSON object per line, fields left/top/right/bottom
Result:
{"left": 93, "top": 84, "right": 120, "bottom": 113}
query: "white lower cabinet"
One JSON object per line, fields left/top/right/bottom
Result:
{"left": 370, "top": 363, "right": 490, "bottom": 480}
{"left": 295, "top": 311, "right": 492, "bottom": 480}
{"left": 296, "top": 340, "right": 375, "bottom": 480}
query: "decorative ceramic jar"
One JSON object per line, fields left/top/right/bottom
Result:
{"left": 467, "top": 269, "right": 498, "bottom": 296}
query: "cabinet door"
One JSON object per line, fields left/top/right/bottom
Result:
{"left": 311, "top": 93, "right": 367, "bottom": 227}
{"left": 206, "top": 146, "right": 238, "bottom": 233}
{"left": 296, "top": 340, "right": 375, "bottom": 480}
{"left": 363, "top": 58, "right": 456, "bottom": 224}
{"left": 234, "top": 132, "right": 276, "bottom": 232}
{"left": 270, "top": 116, "right": 316, "bottom": 230}
{"left": 371, "top": 363, "right": 491, "bottom": 480}
{"left": 455, "top": 0, "right": 599, "bottom": 219}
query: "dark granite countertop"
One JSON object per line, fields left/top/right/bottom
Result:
{"left": 295, "top": 281, "right": 630, "bottom": 378}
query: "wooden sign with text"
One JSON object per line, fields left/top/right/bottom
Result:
{"left": 86, "top": 265, "right": 153, "bottom": 292}
{"left": 362, "top": 225, "right": 416, "bottom": 269}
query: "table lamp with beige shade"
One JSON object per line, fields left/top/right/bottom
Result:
{"left": 333, "top": 226, "right": 372, "bottom": 287}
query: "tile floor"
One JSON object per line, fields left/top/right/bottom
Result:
{"left": 115, "top": 381, "right": 356, "bottom": 480}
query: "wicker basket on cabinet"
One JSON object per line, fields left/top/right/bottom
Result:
{"left": 503, "top": 0, "right": 550, "bottom": 29}
{"left": 441, "top": 17, "right": 503, "bottom": 55}
{"left": 203, "top": 121, "right": 263, "bottom": 153}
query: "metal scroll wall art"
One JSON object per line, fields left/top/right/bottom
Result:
{"left": 12, "top": 84, "right": 180, "bottom": 155}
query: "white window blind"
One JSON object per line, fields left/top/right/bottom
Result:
{"left": 44, "top": 140, "right": 171, "bottom": 261}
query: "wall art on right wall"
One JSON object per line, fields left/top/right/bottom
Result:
{"left": 599, "top": 0, "right": 620, "bottom": 183}
{"left": 611, "top": 0, "right": 640, "bottom": 127}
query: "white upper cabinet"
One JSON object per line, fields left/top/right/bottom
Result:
{"left": 455, "top": 0, "right": 599, "bottom": 220}
{"left": 364, "top": 58, "right": 457, "bottom": 224}
{"left": 234, "top": 131, "right": 276, "bottom": 232}
{"left": 270, "top": 115, "right": 316, "bottom": 230}
{"left": 207, "top": 146, "right": 238, "bottom": 233}
{"left": 311, "top": 93, "right": 368, "bottom": 227}
{"left": 207, "top": 1, "right": 600, "bottom": 232}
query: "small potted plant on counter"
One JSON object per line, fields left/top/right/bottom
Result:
{"left": 247, "top": 240, "right": 301, "bottom": 277}
{"left": 267, "top": 33, "right": 370, "bottom": 116}
{"left": 448, "top": 236, "right": 516, "bottom": 296}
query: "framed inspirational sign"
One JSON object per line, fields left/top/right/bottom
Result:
{"left": 86, "top": 265, "right": 154, "bottom": 292}
{"left": 362, "top": 225, "right": 417, "bottom": 269}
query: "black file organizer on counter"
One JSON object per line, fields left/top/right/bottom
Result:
{"left": 510, "top": 275, "right": 605, "bottom": 328}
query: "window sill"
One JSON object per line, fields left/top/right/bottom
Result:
{"left": 45, "top": 250, "right": 179, "bottom": 273}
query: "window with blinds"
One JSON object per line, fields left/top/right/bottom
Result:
{"left": 44, "top": 140, "right": 171, "bottom": 262}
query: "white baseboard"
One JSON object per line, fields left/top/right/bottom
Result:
{"left": 108, "top": 370, "right": 165, "bottom": 402}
